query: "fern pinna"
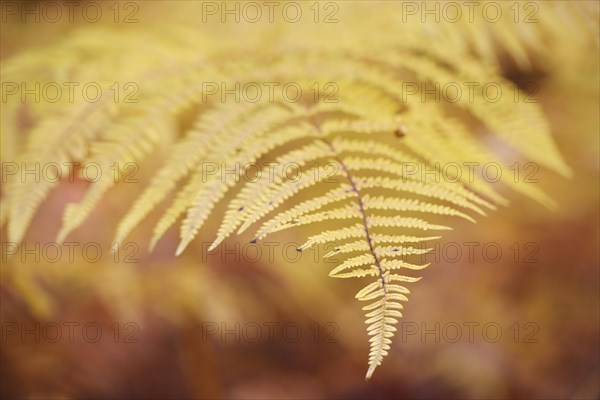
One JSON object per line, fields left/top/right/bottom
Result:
{"left": 2, "top": 2, "right": 593, "bottom": 379}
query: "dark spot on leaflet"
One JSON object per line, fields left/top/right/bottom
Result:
{"left": 250, "top": 239, "right": 257, "bottom": 244}
{"left": 238, "top": 206, "right": 244, "bottom": 211}
{"left": 395, "top": 125, "right": 407, "bottom": 138}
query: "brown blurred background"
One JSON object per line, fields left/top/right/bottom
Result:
{"left": 1, "top": 1, "right": 598, "bottom": 399}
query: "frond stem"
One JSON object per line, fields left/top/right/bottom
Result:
{"left": 322, "top": 138, "right": 387, "bottom": 295}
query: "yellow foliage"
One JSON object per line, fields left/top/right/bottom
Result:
{"left": 1, "top": 1, "right": 597, "bottom": 379}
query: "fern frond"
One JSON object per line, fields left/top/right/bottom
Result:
{"left": 299, "top": 224, "right": 367, "bottom": 252}
{"left": 210, "top": 138, "right": 334, "bottom": 250}
{"left": 362, "top": 195, "right": 476, "bottom": 223}
{"left": 269, "top": 205, "right": 362, "bottom": 232}
{"left": 155, "top": 119, "right": 317, "bottom": 252}
{"left": 356, "top": 176, "right": 492, "bottom": 215}
{"left": 254, "top": 184, "right": 354, "bottom": 243}
{"left": 7, "top": 99, "right": 117, "bottom": 242}
{"left": 113, "top": 101, "right": 265, "bottom": 245}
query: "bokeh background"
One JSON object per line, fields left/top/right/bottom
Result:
{"left": 1, "top": 1, "right": 598, "bottom": 399}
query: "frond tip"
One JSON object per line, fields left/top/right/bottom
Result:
{"left": 357, "top": 274, "right": 413, "bottom": 380}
